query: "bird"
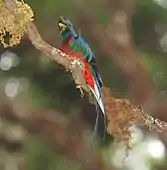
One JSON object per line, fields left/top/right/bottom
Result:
{"left": 57, "top": 16, "right": 106, "bottom": 147}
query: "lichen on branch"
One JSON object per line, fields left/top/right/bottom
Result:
{"left": 0, "top": 0, "right": 34, "bottom": 47}
{"left": 2, "top": 0, "right": 167, "bottom": 155}
{"left": 1, "top": 0, "right": 89, "bottom": 95}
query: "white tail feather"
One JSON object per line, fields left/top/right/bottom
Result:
{"left": 89, "top": 79, "right": 105, "bottom": 115}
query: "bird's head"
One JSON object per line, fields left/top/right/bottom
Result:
{"left": 58, "top": 16, "right": 74, "bottom": 35}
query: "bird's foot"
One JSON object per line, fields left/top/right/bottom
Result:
{"left": 76, "top": 85, "right": 84, "bottom": 97}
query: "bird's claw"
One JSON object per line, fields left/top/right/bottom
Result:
{"left": 76, "top": 85, "right": 84, "bottom": 97}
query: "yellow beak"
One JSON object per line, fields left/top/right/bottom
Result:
{"left": 58, "top": 23, "right": 66, "bottom": 28}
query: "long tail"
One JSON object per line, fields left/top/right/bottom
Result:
{"left": 89, "top": 82, "right": 105, "bottom": 115}
{"left": 90, "top": 99, "right": 100, "bottom": 148}
{"left": 89, "top": 77, "right": 107, "bottom": 148}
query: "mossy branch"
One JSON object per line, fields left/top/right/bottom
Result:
{"left": 2, "top": 0, "right": 89, "bottom": 94}
{"left": 1, "top": 0, "right": 167, "bottom": 153}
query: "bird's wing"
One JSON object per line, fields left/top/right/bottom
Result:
{"left": 88, "top": 65, "right": 105, "bottom": 115}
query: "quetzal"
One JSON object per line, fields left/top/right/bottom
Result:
{"left": 57, "top": 16, "right": 106, "bottom": 145}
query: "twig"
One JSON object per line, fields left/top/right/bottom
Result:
{"left": 75, "top": 0, "right": 157, "bottom": 113}
{"left": 3, "top": 0, "right": 89, "bottom": 97}
{"left": 102, "top": 0, "right": 167, "bottom": 121}
{"left": 3, "top": 0, "right": 167, "bottom": 152}
{"left": 74, "top": 0, "right": 167, "bottom": 122}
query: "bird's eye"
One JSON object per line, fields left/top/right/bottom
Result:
{"left": 67, "top": 23, "right": 71, "bottom": 27}
{"left": 66, "top": 20, "right": 72, "bottom": 27}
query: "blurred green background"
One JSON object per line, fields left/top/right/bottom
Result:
{"left": 1, "top": 0, "right": 167, "bottom": 170}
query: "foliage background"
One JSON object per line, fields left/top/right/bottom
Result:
{"left": 1, "top": 0, "right": 167, "bottom": 170}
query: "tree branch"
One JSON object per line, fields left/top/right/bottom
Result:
{"left": 74, "top": 0, "right": 167, "bottom": 121}
{"left": 3, "top": 0, "right": 167, "bottom": 153}
{"left": 3, "top": 0, "right": 89, "bottom": 95}
{"left": 103, "top": 0, "right": 167, "bottom": 121}
{"left": 103, "top": 0, "right": 159, "bottom": 114}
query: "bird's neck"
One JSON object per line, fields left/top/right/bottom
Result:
{"left": 61, "top": 31, "right": 73, "bottom": 42}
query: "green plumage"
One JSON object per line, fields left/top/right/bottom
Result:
{"left": 69, "top": 38, "right": 93, "bottom": 62}
{"left": 58, "top": 16, "right": 106, "bottom": 148}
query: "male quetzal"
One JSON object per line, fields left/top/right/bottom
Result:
{"left": 57, "top": 16, "right": 106, "bottom": 145}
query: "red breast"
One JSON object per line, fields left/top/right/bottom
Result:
{"left": 60, "top": 35, "right": 73, "bottom": 54}
{"left": 60, "top": 37, "right": 94, "bottom": 89}
{"left": 82, "top": 60, "right": 94, "bottom": 89}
